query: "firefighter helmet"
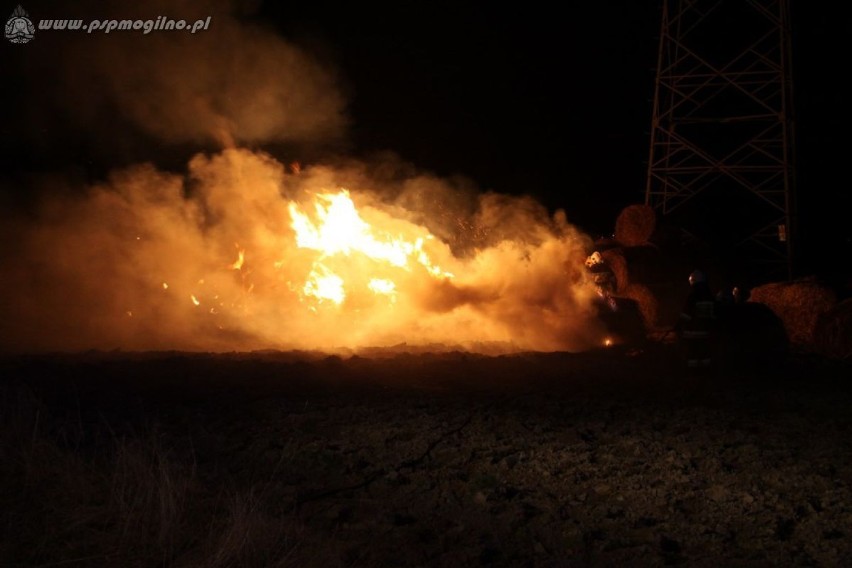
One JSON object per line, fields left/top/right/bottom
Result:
{"left": 688, "top": 269, "right": 706, "bottom": 286}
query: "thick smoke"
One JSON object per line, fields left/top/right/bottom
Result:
{"left": 0, "top": 149, "right": 602, "bottom": 353}
{"left": 0, "top": 1, "right": 603, "bottom": 353}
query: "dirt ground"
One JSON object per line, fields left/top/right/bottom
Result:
{"left": 2, "top": 344, "right": 852, "bottom": 567}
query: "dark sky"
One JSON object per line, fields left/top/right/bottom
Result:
{"left": 260, "top": 1, "right": 850, "bottom": 266}
{"left": 264, "top": 1, "right": 661, "bottom": 234}
{"left": 1, "top": 1, "right": 848, "bottom": 271}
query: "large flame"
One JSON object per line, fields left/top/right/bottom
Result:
{"left": 0, "top": 149, "right": 602, "bottom": 354}
{"left": 288, "top": 190, "right": 452, "bottom": 307}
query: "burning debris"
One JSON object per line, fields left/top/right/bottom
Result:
{"left": 0, "top": 150, "right": 603, "bottom": 353}
{"left": 287, "top": 189, "right": 454, "bottom": 306}
{"left": 0, "top": 2, "right": 648, "bottom": 355}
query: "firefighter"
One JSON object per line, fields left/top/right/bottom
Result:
{"left": 677, "top": 269, "right": 716, "bottom": 368}
{"left": 585, "top": 251, "right": 616, "bottom": 296}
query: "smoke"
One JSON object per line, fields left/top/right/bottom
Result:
{"left": 0, "top": 149, "right": 602, "bottom": 353}
{"left": 0, "top": 0, "right": 604, "bottom": 353}
{"left": 13, "top": 0, "right": 346, "bottom": 150}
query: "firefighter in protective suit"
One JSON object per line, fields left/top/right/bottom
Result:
{"left": 677, "top": 270, "right": 716, "bottom": 368}
{"left": 585, "top": 251, "right": 617, "bottom": 311}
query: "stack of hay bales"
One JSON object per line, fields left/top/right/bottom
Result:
{"left": 621, "top": 283, "right": 658, "bottom": 329}
{"left": 602, "top": 205, "right": 668, "bottom": 329}
{"left": 595, "top": 204, "right": 731, "bottom": 332}
{"left": 748, "top": 279, "right": 837, "bottom": 348}
{"left": 814, "top": 298, "right": 852, "bottom": 359}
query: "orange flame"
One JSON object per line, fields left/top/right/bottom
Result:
{"left": 303, "top": 264, "right": 345, "bottom": 304}
{"left": 288, "top": 190, "right": 452, "bottom": 308}
{"left": 0, "top": 149, "right": 602, "bottom": 353}
{"left": 368, "top": 278, "right": 396, "bottom": 297}
{"left": 230, "top": 247, "right": 245, "bottom": 270}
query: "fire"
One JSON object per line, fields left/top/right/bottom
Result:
{"left": 288, "top": 190, "right": 446, "bottom": 272}
{"left": 368, "top": 278, "right": 396, "bottom": 297}
{"left": 303, "top": 264, "right": 345, "bottom": 304}
{"left": 230, "top": 247, "right": 245, "bottom": 270}
{"left": 604, "top": 337, "right": 613, "bottom": 347}
{"left": 288, "top": 190, "right": 452, "bottom": 308}
{"left": 1, "top": 149, "right": 603, "bottom": 353}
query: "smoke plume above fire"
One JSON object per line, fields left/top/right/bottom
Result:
{"left": 12, "top": 0, "right": 345, "bottom": 151}
{"left": 0, "top": 1, "right": 602, "bottom": 353}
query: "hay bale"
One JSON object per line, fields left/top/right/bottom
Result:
{"left": 617, "top": 245, "right": 688, "bottom": 326}
{"left": 620, "top": 283, "right": 658, "bottom": 329}
{"left": 614, "top": 205, "right": 656, "bottom": 247}
{"left": 814, "top": 298, "right": 852, "bottom": 359}
{"left": 600, "top": 248, "right": 628, "bottom": 292}
{"left": 749, "top": 279, "right": 837, "bottom": 347}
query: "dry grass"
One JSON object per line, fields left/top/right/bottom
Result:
{"left": 3, "top": 351, "right": 852, "bottom": 566}
{"left": 614, "top": 205, "right": 656, "bottom": 247}
{"left": 749, "top": 279, "right": 837, "bottom": 347}
{"left": 0, "top": 384, "right": 305, "bottom": 568}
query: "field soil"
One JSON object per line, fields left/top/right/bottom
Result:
{"left": 2, "top": 345, "right": 852, "bottom": 567}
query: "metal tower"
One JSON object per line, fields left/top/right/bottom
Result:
{"left": 645, "top": 0, "right": 796, "bottom": 281}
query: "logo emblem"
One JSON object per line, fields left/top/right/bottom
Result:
{"left": 5, "top": 5, "right": 34, "bottom": 44}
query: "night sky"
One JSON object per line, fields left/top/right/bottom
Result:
{"left": 1, "top": 0, "right": 848, "bottom": 278}
{"left": 265, "top": 1, "right": 661, "bottom": 233}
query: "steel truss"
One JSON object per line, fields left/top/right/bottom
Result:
{"left": 645, "top": 0, "right": 796, "bottom": 280}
